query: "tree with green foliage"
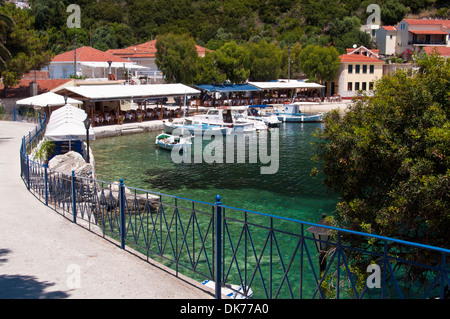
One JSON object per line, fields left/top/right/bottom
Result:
{"left": 155, "top": 33, "right": 199, "bottom": 84}
{"left": 247, "top": 40, "right": 283, "bottom": 81}
{"left": 92, "top": 25, "right": 118, "bottom": 51}
{"left": 313, "top": 52, "right": 449, "bottom": 274}
{"left": 298, "top": 44, "right": 340, "bottom": 84}
{"left": 381, "top": 0, "right": 407, "bottom": 25}
{"left": 0, "top": 0, "right": 13, "bottom": 72}
{"left": 195, "top": 50, "right": 227, "bottom": 84}
{"left": 214, "top": 41, "right": 250, "bottom": 83}
{"left": 328, "top": 16, "right": 372, "bottom": 54}
{"left": 0, "top": 2, "right": 52, "bottom": 87}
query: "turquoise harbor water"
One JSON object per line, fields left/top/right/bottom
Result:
{"left": 90, "top": 122, "right": 341, "bottom": 298}
{"left": 90, "top": 122, "right": 339, "bottom": 223}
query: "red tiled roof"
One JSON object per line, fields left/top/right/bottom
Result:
{"left": 340, "top": 54, "right": 384, "bottom": 63}
{"left": 382, "top": 26, "right": 396, "bottom": 31}
{"left": 346, "top": 47, "right": 379, "bottom": 56}
{"left": 422, "top": 46, "right": 450, "bottom": 56}
{"left": 52, "top": 46, "right": 132, "bottom": 63}
{"left": 403, "top": 19, "right": 450, "bottom": 28}
{"left": 107, "top": 40, "right": 211, "bottom": 59}
{"left": 0, "top": 79, "right": 73, "bottom": 98}
{"left": 409, "top": 30, "right": 448, "bottom": 35}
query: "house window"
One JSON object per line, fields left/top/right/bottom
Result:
{"left": 347, "top": 82, "right": 352, "bottom": 91}
{"left": 362, "top": 82, "right": 367, "bottom": 90}
{"left": 355, "top": 82, "right": 360, "bottom": 90}
{"left": 355, "top": 65, "right": 360, "bottom": 74}
{"left": 369, "top": 82, "right": 374, "bottom": 90}
{"left": 390, "top": 35, "right": 393, "bottom": 40}
{"left": 400, "top": 23, "right": 405, "bottom": 30}
{"left": 362, "top": 65, "right": 367, "bottom": 74}
{"left": 348, "top": 65, "right": 353, "bottom": 74}
{"left": 369, "top": 65, "right": 374, "bottom": 74}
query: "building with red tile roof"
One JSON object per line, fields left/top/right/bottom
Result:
{"left": 395, "top": 19, "right": 449, "bottom": 56}
{"left": 323, "top": 46, "right": 384, "bottom": 99}
{"left": 48, "top": 46, "right": 145, "bottom": 81}
{"left": 0, "top": 70, "right": 73, "bottom": 99}
{"left": 106, "top": 40, "right": 211, "bottom": 83}
{"left": 376, "top": 26, "right": 397, "bottom": 56}
{"left": 421, "top": 46, "right": 450, "bottom": 57}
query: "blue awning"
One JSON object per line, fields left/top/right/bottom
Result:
{"left": 194, "top": 84, "right": 261, "bottom": 93}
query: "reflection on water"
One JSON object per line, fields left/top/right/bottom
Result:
{"left": 91, "top": 122, "right": 338, "bottom": 223}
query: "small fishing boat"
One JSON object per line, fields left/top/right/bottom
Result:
{"left": 276, "top": 103, "right": 324, "bottom": 122}
{"left": 163, "top": 121, "right": 227, "bottom": 136}
{"left": 201, "top": 280, "right": 253, "bottom": 299}
{"left": 155, "top": 133, "right": 192, "bottom": 151}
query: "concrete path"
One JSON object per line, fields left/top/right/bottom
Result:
{"left": 0, "top": 120, "right": 212, "bottom": 299}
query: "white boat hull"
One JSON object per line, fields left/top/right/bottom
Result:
{"left": 155, "top": 133, "right": 191, "bottom": 152}
{"left": 201, "top": 280, "right": 253, "bottom": 299}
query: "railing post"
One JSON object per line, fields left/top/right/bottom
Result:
{"left": 71, "top": 170, "right": 77, "bottom": 224}
{"left": 26, "top": 155, "right": 30, "bottom": 190}
{"left": 440, "top": 252, "right": 446, "bottom": 299}
{"left": 119, "top": 179, "right": 126, "bottom": 249}
{"left": 44, "top": 163, "right": 48, "bottom": 206}
{"left": 215, "top": 194, "right": 222, "bottom": 299}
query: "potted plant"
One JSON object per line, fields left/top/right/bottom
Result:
{"left": 34, "top": 140, "right": 55, "bottom": 164}
{"left": 119, "top": 115, "right": 124, "bottom": 125}
{"left": 137, "top": 114, "right": 142, "bottom": 122}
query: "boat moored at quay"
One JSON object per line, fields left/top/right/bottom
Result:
{"left": 275, "top": 103, "right": 324, "bottom": 123}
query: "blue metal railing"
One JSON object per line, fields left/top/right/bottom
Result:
{"left": 19, "top": 119, "right": 450, "bottom": 299}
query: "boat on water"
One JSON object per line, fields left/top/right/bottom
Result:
{"left": 163, "top": 121, "right": 228, "bottom": 136}
{"left": 201, "top": 280, "right": 253, "bottom": 299}
{"left": 248, "top": 104, "right": 281, "bottom": 127}
{"left": 275, "top": 103, "right": 324, "bottom": 122}
{"left": 155, "top": 133, "right": 192, "bottom": 151}
{"left": 185, "top": 107, "right": 267, "bottom": 133}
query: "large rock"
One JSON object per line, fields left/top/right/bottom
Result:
{"left": 48, "top": 151, "right": 94, "bottom": 178}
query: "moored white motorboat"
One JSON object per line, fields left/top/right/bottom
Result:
{"left": 248, "top": 105, "right": 281, "bottom": 127}
{"left": 185, "top": 108, "right": 256, "bottom": 134}
{"left": 275, "top": 103, "right": 324, "bottom": 122}
{"left": 163, "top": 121, "right": 227, "bottom": 136}
{"left": 185, "top": 107, "right": 261, "bottom": 133}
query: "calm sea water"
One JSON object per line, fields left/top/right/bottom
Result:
{"left": 90, "top": 122, "right": 340, "bottom": 298}
{"left": 90, "top": 122, "right": 339, "bottom": 223}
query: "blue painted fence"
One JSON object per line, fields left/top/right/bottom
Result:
{"left": 19, "top": 115, "right": 450, "bottom": 299}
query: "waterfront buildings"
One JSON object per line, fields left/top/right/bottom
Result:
{"left": 106, "top": 40, "right": 210, "bottom": 84}
{"left": 324, "top": 46, "right": 383, "bottom": 99}
{"left": 394, "top": 18, "right": 450, "bottom": 56}
{"left": 375, "top": 19, "right": 450, "bottom": 58}
{"left": 46, "top": 46, "right": 144, "bottom": 81}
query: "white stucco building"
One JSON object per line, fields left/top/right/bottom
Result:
{"left": 395, "top": 19, "right": 450, "bottom": 56}
{"left": 325, "top": 46, "right": 383, "bottom": 99}
{"left": 376, "top": 26, "right": 397, "bottom": 56}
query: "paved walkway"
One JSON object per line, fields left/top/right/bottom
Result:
{"left": 0, "top": 120, "right": 212, "bottom": 299}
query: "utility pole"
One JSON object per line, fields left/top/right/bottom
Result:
{"left": 74, "top": 33, "right": 77, "bottom": 77}
{"left": 287, "top": 45, "right": 291, "bottom": 82}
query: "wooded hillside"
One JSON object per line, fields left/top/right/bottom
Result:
{"left": 28, "top": 0, "right": 449, "bottom": 54}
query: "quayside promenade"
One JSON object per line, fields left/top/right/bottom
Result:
{"left": 0, "top": 120, "right": 212, "bottom": 299}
